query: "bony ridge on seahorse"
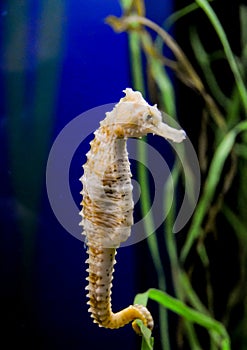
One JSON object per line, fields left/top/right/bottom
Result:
{"left": 79, "top": 88, "right": 186, "bottom": 334}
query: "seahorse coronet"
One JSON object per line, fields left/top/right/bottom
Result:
{"left": 80, "top": 88, "right": 185, "bottom": 334}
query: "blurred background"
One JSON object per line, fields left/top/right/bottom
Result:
{"left": 0, "top": 1, "right": 246, "bottom": 350}
{"left": 0, "top": 1, "right": 172, "bottom": 349}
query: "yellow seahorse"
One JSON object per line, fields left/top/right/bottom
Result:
{"left": 79, "top": 88, "right": 185, "bottom": 334}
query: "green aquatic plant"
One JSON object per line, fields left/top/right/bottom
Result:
{"left": 134, "top": 289, "right": 230, "bottom": 350}
{"left": 107, "top": 1, "right": 247, "bottom": 349}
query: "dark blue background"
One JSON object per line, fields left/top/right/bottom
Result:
{"left": 0, "top": 1, "right": 172, "bottom": 349}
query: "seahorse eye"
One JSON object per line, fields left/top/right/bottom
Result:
{"left": 145, "top": 114, "right": 153, "bottom": 121}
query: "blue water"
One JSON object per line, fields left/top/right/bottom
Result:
{"left": 0, "top": 1, "right": 172, "bottom": 349}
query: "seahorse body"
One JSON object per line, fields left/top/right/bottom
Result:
{"left": 80, "top": 88, "right": 185, "bottom": 334}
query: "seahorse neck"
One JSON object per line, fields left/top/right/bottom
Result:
{"left": 94, "top": 125, "right": 128, "bottom": 160}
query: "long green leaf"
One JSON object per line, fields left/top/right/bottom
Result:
{"left": 135, "top": 289, "right": 231, "bottom": 350}
{"left": 195, "top": 0, "right": 247, "bottom": 114}
{"left": 126, "top": 14, "right": 170, "bottom": 350}
{"left": 190, "top": 27, "right": 230, "bottom": 108}
{"left": 181, "top": 121, "right": 247, "bottom": 262}
{"left": 135, "top": 320, "right": 154, "bottom": 350}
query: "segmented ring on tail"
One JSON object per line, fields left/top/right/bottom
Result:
{"left": 79, "top": 88, "right": 186, "bottom": 334}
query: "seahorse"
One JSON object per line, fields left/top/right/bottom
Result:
{"left": 79, "top": 88, "right": 185, "bottom": 334}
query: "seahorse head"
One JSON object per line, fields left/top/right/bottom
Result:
{"left": 101, "top": 88, "right": 186, "bottom": 143}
